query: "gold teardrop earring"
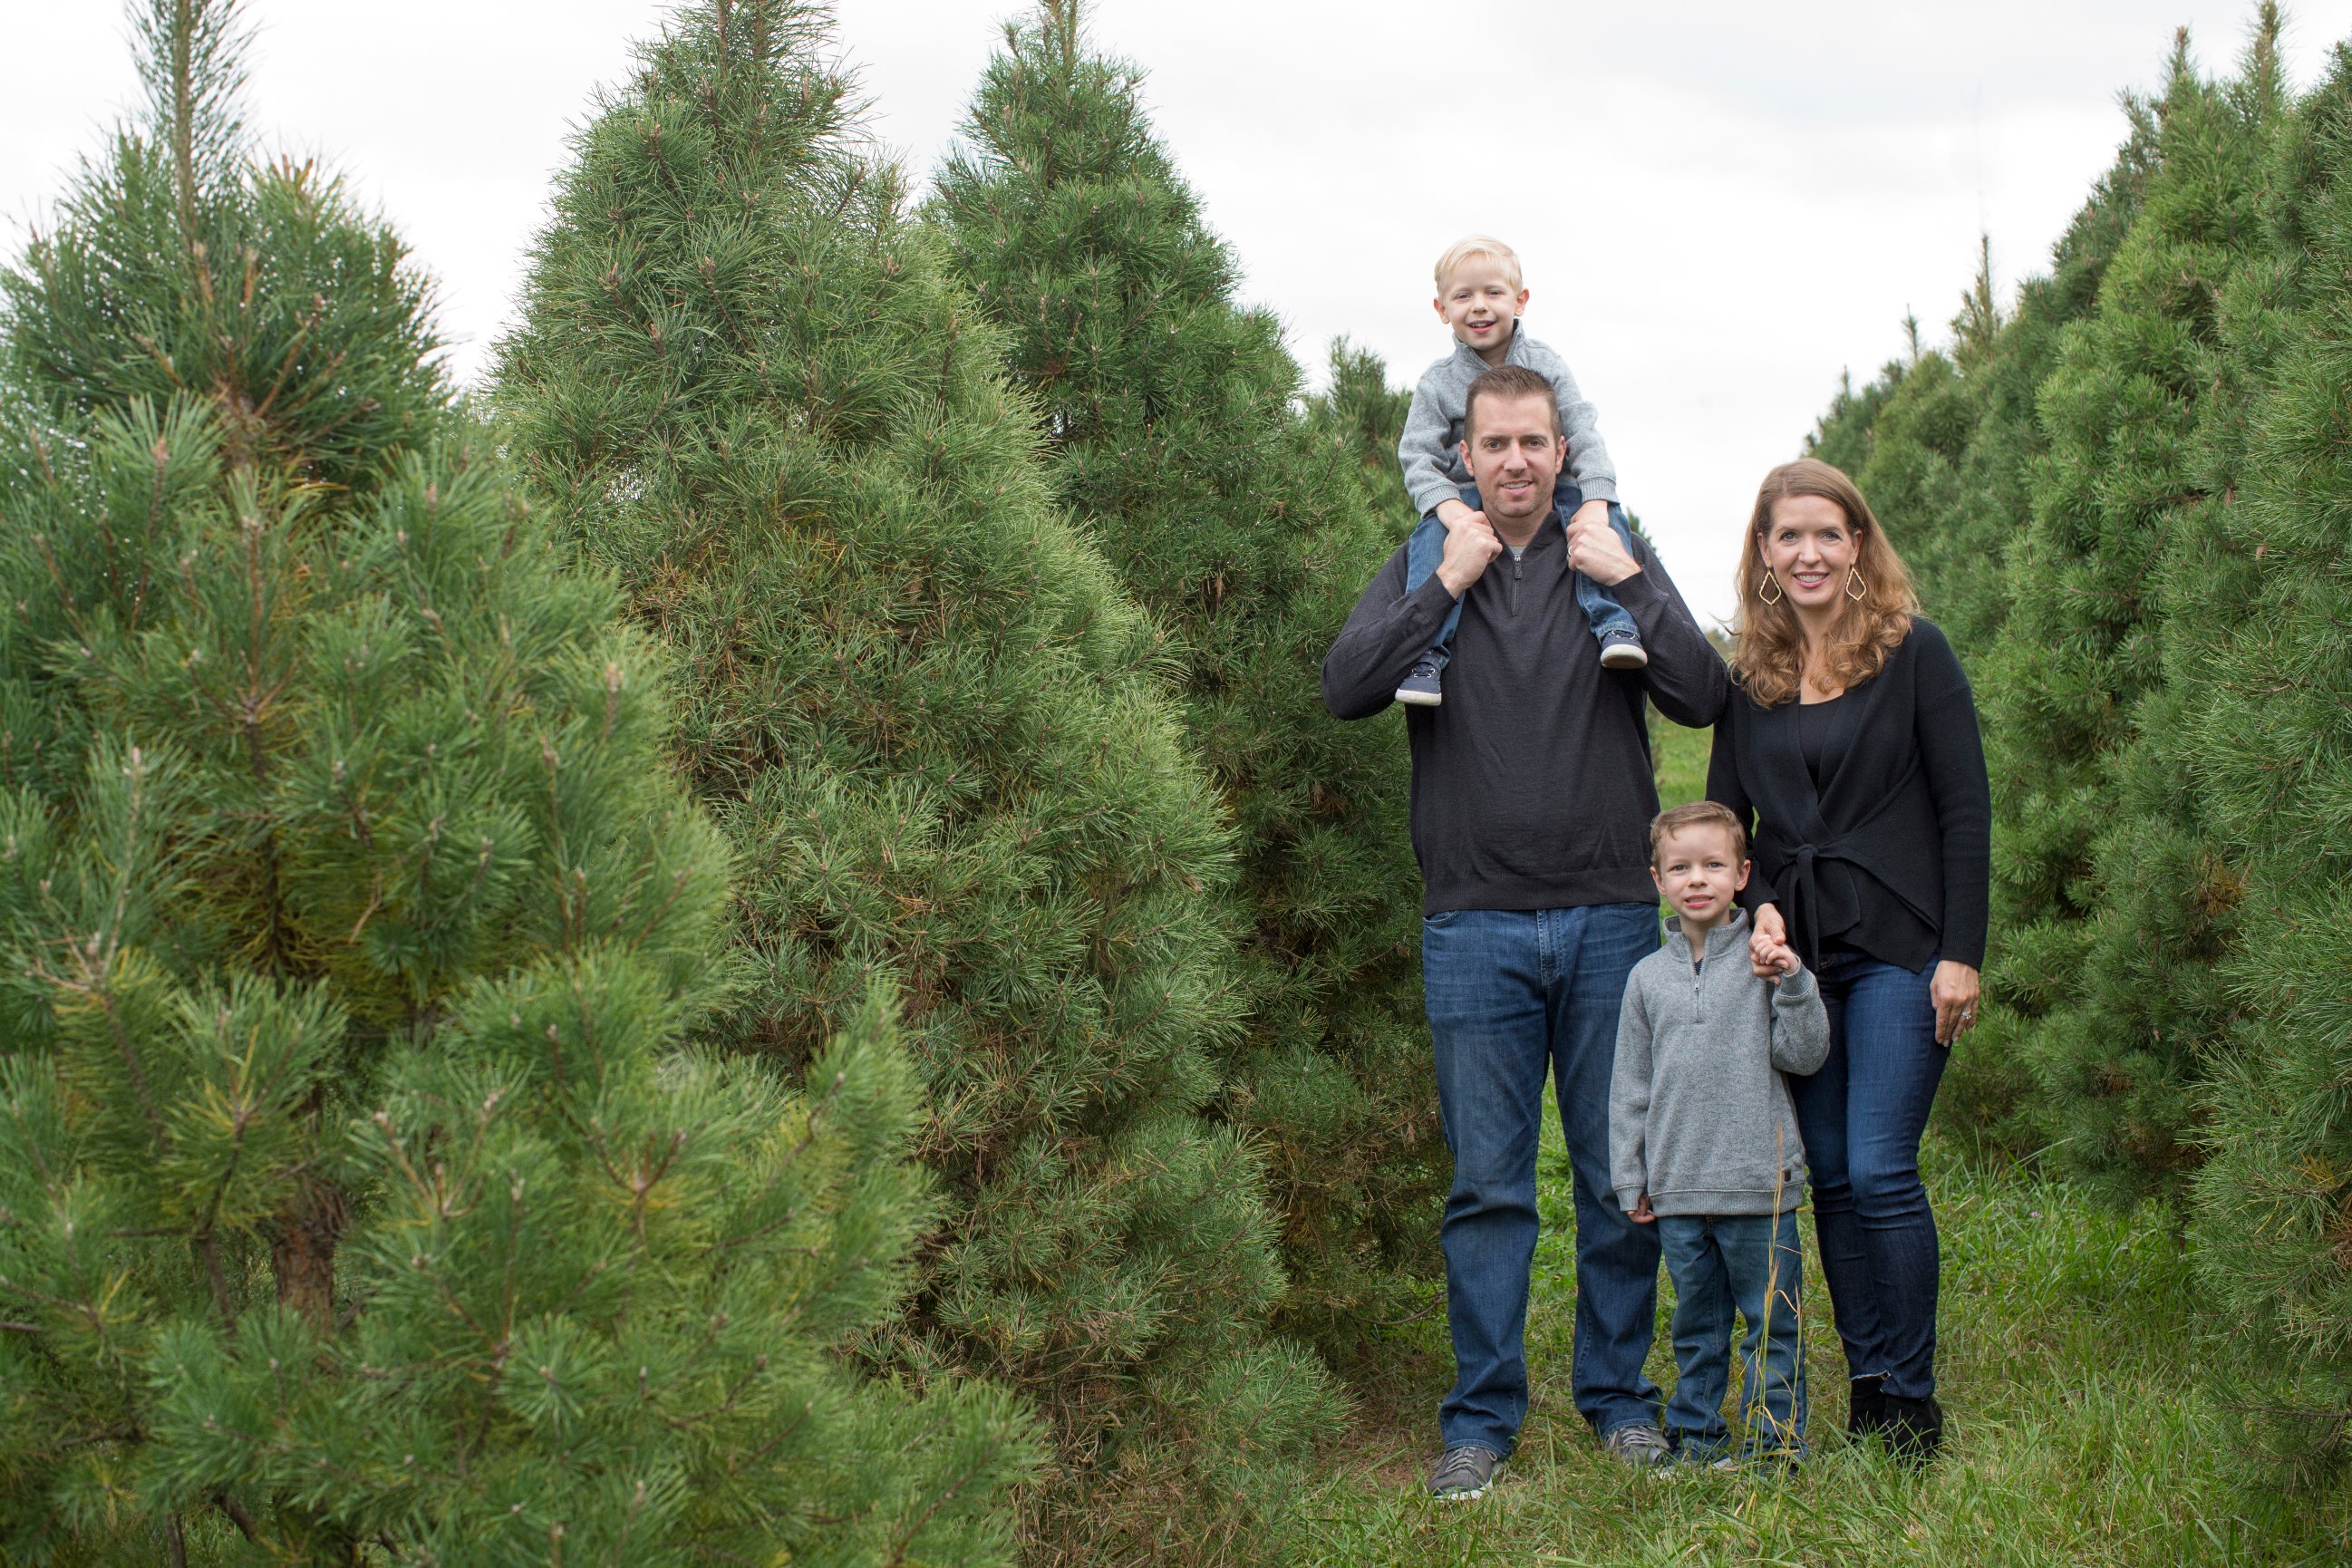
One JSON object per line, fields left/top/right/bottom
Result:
{"left": 1758, "top": 571, "right": 1784, "bottom": 606}
{"left": 1845, "top": 566, "right": 1869, "bottom": 602}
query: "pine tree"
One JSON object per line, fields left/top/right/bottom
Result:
{"left": 1797, "top": 115, "right": 2158, "bottom": 1154}
{"left": 492, "top": 2, "right": 1338, "bottom": 1555}
{"left": 929, "top": 0, "right": 1442, "bottom": 1345}
{"left": 1983, "top": 20, "right": 2282, "bottom": 1200}
{"left": 2186, "top": 40, "right": 2352, "bottom": 1505}
{"left": 1313, "top": 337, "right": 1418, "bottom": 533}
{"left": 0, "top": 4, "right": 1030, "bottom": 1561}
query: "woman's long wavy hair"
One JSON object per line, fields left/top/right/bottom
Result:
{"left": 1732, "top": 459, "right": 1920, "bottom": 708}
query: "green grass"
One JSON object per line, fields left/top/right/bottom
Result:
{"left": 1651, "top": 708, "right": 1711, "bottom": 811}
{"left": 1302, "top": 719, "right": 2343, "bottom": 1564}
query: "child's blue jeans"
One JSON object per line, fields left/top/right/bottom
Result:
{"left": 1402, "top": 482, "right": 1640, "bottom": 670}
{"left": 1658, "top": 1207, "right": 1808, "bottom": 1460}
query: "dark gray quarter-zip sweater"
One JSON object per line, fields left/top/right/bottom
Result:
{"left": 1609, "top": 913, "right": 1832, "bottom": 1217}
{"left": 1321, "top": 526, "right": 1728, "bottom": 915}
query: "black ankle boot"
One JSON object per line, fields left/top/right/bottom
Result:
{"left": 1846, "top": 1376, "right": 1887, "bottom": 1438}
{"left": 1881, "top": 1393, "right": 1944, "bottom": 1465}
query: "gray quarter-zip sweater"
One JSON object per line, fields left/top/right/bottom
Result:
{"left": 1398, "top": 332, "right": 1619, "bottom": 517}
{"left": 1610, "top": 911, "right": 1831, "bottom": 1217}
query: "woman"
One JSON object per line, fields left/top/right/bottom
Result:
{"left": 1707, "top": 458, "right": 1990, "bottom": 1462}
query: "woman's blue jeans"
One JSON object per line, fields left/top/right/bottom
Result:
{"left": 1421, "top": 903, "right": 1664, "bottom": 1456}
{"left": 1787, "top": 947, "right": 1948, "bottom": 1401}
{"left": 1402, "top": 483, "right": 1640, "bottom": 668}
{"left": 1659, "top": 1208, "right": 1807, "bottom": 1458}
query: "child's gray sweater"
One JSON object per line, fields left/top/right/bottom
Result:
{"left": 1397, "top": 331, "right": 1618, "bottom": 518}
{"left": 1610, "top": 912, "right": 1831, "bottom": 1218}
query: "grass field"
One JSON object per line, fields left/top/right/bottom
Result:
{"left": 1303, "top": 718, "right": 2345, "bottom": 1566}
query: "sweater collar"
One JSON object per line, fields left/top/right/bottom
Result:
{"left": 1451, "top": 333, "right": 1534, "bottom": 376}
{"left": 1665, "top": 907, "right": 1749, "bottom": 962}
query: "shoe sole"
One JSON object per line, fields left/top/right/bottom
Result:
{"left": 1429, "top": 1483, "right": 1490, "bottom": 1501}
{"left": 1394, "top": 689, "right": 1443, "bottom": 707}
{"left": 1599, "top": 647, "right": 1650, "bottom": 671}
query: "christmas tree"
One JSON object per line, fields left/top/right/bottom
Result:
{"left": 1798, "top": 111, "right": 2159, "bottom": 1152}
{"left": 0, "top": 3, "right": 1030, "bottom": 1561}
{"left": 1312, "top": 338, "right": 1419, "bottom": 535}
{"left": 1979, "top": 20, "right": 2280, "bottom": 1200}
{"left": 492, "top": 1, "right": 1338, "bottom": 1554}
{"left": 930, "top": 0, "right": 1441, "bottom": 1343}
{"left": 2185, "top": 41, "right": 2352, "bottom": 1505}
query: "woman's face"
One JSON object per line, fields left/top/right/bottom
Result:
{"left": 1760, "top": 494, "right": 1859, "bottom": 614}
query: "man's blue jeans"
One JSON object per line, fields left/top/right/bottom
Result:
{"left": 1422, "top": 903, "right": 1663, "bottom": 1455}
{"left": 1787, "top": 947, "right": 1948, "bottom": 1402}
{"left": 1402, "top": 483, "right": 1640, "bottom": 670}
{"left": 1659, "top": 1208, "right": 1807, "bottom": 1459}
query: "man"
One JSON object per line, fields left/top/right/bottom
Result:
{"left": 1322, "top": 363, "right": 1729, "bottom": 1498}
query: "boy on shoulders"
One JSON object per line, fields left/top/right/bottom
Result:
{"left": 1393, "top": 234, "right": 1646, "bottom": 706}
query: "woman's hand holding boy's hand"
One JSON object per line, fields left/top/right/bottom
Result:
{"left": 1628, "top": 1193, "right": 1654, "bottom": 1224}
{"left": 1748, "top": 902, "right": 1787, "bottom": 977}
{"left": 1754, "top": 939, "right": 1801, "bottom": 981}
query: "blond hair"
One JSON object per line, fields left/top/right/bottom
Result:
{"left": 1650, "top": 801, "right": 1747, "bottom": 866}
{"left": 1434, "top": 234, "right": 1524, "bottom": 292}
{"left": 1730, "top": 459, "right": 1921, "bottom": 709}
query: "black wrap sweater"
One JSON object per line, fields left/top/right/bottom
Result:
{"left": 1708, "top": 618, "right": 1990, "bottom": 972}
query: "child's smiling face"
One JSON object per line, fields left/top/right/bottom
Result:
{"left": 1434, "top": 256, "right": 1529, "bottom": 361}
{"left": 1651, "top": 823, "right": 1751, "bottom": 934}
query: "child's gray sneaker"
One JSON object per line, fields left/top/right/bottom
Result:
{"left": 1602, "top": 1423, "right": 1673, "bottom": 1469}
{"left": 1395, "top": 657, "right": 1445, "bottom": 707}
{"left": 1427, "top": 1444, "right": 1502, "bottom": 1500}
{"left": 1598, "top": 631, "right": 1650, "bottom": 671}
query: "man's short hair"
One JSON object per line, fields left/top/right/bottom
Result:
{"left": 1650, "top": 800, "right": 1747, "bottom": 866}
{"left": 1435, "top": 234, "right": 1524, "bottom": 292}
{"left": 1463, "top": 364, "right": 1563, "bottom": 440}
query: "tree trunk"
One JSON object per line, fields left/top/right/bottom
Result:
{"left": 270, "top": 1174, "right": 348, "bottom": 1330}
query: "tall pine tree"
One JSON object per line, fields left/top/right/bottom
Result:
{"left": 2186, "top": 39, "right": 2352, "bottom": 1507}
{"left": 0, "top": 2, "right": 1030, "bottom": 1562}
{"left": 929, "top": 0, "right": 1441, "bottom": 1345}
{"left": 1982, "top": 20, "right": 2281, "bottom": 1199}
{"left": 492, "top": 2, "right": 1338, "bottom": 1556}
{"left": 1799, "top": 111, "right": 2159, "bottom": 1151}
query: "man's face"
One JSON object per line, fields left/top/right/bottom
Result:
{"left": 1460, "top": 392, "right": 1565, "bottom": 529}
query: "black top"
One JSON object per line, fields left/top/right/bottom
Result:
{"left": 1322, "top": 527, "right": 1728, "bottom": 915}
{"left": 1795, "top": 691, "right": 1850, "bottom": 789}
{"left": 1707, "top": 619, "right": 1990, "bottom": 972}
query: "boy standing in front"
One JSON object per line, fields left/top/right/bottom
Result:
{"left": 1392, "top": 234, "right": 1646, "bottom": 706}
{"left": 1612, "top": 802, "right": 1830, "bottom": 1466}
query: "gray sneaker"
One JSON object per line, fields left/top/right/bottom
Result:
{"left": 1427, "top": 1444, "right": 1503, "bottom": 1500}
{"left": 1598, "top": 631, "right": 1650, "bottom": 671}
{"left": 1602, "top": 1423, "right": 1673, "bottom": 1469}
{"left": 1395, "top": 657, "right": 1444, "bottom": 707}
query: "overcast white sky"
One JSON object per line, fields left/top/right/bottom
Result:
{"left": 4, "top": 0, "right": 2347, "bottom": 624}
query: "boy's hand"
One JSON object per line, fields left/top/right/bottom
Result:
{"left": 1756, "top": 939, "right": 1801, "bottom": 980}
{"left": 1749, "top": 903, "right": 1786, "bottom": 977}
{"left": 1436, "top": 513, "right": 1504, "bottom": 595}
{"left": 1565, "top": 499, "right": 1641, "bottom": 586}
{"left": 1435, "top": 497, "right": 1481, "bottom": 533}
{"left": 1628, "top": 1193, "right": 1654, "bottom": 1224}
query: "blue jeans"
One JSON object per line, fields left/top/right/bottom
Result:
{"left": 1788, "top": 947, "right": 1948, "bottom": 1401}
{"left": 1659, "top": 1209, "right": 1807, "bottom": 1459}
{"left": 1402, "top": 482, "right": 1641, "bottom": 669}
{"left": 1422, "top": 903, "right": 1663, "bottom": 1455}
